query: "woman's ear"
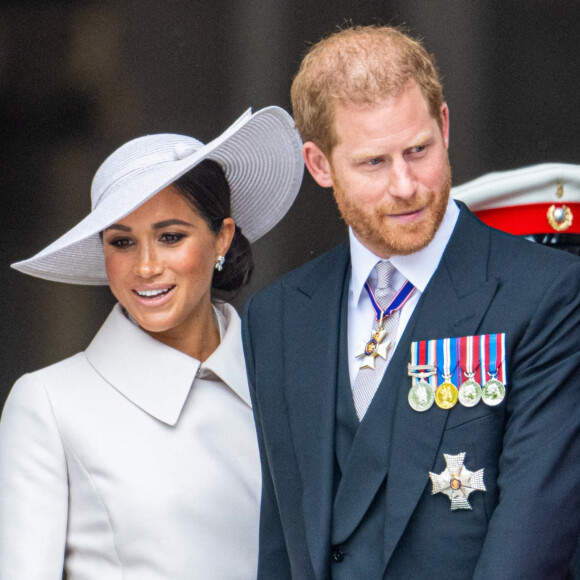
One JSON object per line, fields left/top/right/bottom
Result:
{"left": 217, "top": 217, "right": 236, "bottom": 256}
{"left": 302, "top": 142, "right": 334, "bottom": 188}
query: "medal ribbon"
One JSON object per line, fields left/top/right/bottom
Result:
{"left": 437, "top": 337, "right": 459, "bottom": 385}
{"left": 479, "top": 337, "right": 487, "bottom": 385}
{"left": 429, "top": 339, "right": 437, "bottom": 389}
{"left": 412, "top": 333, "right": 507, "bottom": 391}
{"left": 480, "top": 333, "right": 507, "bottom": 385}
{"left": 488, "top": 333, "right": 497, "bottom": 378}
{"left": 499, "top": 333, "right": 507, "bottom": 384}
{"left": 459, "top": 335, "right": 481, "bottom": 379}
{"left": 410, "top": 339, "right": 437, "bottom": 389}
{"left": 365, "top": 279, "right": 415, "bottom": 322}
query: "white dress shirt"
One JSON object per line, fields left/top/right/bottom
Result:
{"left": 0, "top": 302, "right": 260, "bottom": 580}
{"left": 348, "top": 198, "right": 460, "bottom": 384}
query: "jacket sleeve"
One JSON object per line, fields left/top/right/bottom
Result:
{"left": 0, "top": 373, "right": 68, "bottom": 579}
{"left": 473, "top": 261, "right": 580, "bottom": 579}
{"left": 242, "top": 295, "right": 293, "bottom": 580}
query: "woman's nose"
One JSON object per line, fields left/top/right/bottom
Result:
{"left": 134, "top": 244, "right": 162, "bottom": 278}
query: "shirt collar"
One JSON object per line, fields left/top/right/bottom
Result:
{"left": 350, "top": 197, "right": 460, "bottom": 304}
{"left": 197, "top": 302, "right": 251, "bottom": 408}
{"left": 84, "top": 302, "right": 249, "bottom": 426}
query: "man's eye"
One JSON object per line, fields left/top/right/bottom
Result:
{"left": 367, "top": 158, "right": 382, "bottom": 166}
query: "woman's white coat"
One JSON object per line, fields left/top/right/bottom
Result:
{"left": 0, "top": 302, "right": 260, "bottom": 579}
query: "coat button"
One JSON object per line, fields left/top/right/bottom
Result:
{"left": 330, "top": 547, "right": 345, "bottom": 563}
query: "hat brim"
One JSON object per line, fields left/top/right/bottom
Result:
{"left": 12, "top": 106, "right": 303, "bottom": 285}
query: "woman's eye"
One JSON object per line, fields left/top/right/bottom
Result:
{"left": 160, "top": 232, "right": 185, "bottom": 244}
{"left": 367, "top": 158, "right": 382, "bottom": 166}
{"left": 109, "top": 238, "right": 133, "bottom": 249}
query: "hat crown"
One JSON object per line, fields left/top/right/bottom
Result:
{"left": 91, "top": 134, "right": 204, "bottom": 210}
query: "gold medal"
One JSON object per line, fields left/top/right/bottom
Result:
{"left": 435, "top": 380, "right": 458, "bottom": 409}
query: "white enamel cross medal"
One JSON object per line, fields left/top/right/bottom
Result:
{"left": 355, "top": 322, "right": 391, "bottom": 370}
{"left": 429, "top": 452, "right": 486, "bottom": 510}
{"left": 356, "top": 277, "right": 416, "bottom": 371}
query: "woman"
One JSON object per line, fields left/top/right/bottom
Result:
{"left": 0, "top": 107, "right": 303, "bottom": 579}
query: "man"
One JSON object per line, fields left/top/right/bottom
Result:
{"left": 242, "top": 26, "right": 580, "bottom": 579}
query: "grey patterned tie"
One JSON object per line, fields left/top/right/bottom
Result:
{"left": 352, "top": 260, "right": 400, "bottom": 420}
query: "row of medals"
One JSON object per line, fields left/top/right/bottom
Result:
{"left": 407, "top": 364, "right": 506, "bottom": 412}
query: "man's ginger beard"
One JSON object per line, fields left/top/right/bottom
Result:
{"left": 331, "top": 159, "right": 452, "bottom": 257}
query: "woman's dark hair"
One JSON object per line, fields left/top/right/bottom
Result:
{"left": 172, "top": 159, "right": 254, "bottom": 296}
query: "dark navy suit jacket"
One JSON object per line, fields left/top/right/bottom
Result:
{"left": 242, "top": 204, "right": 580, "bottom": 579}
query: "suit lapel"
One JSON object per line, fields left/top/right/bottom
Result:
{"left": 382, "top": 206, "right": 500, "bottom": 568}
{"left": 283, "top": 244, "right": 350, "bottom": 578}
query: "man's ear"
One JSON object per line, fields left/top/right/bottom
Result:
{"left": 440, "top": 103, "right": 450, "bottom": 149}
{"left": 302, "top": 141, "right": 334, "bottom": 188}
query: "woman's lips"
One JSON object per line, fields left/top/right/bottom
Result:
{"left": 132, "top": 285, "right": 176, "bottom": 305}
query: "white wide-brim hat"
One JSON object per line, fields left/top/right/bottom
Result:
{"left": 12, "top": 106, "right": 304, "bottom": 285}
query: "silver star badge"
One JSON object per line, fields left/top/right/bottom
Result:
{"left": 355, "top": 327, "right": 391, "bottom": 370}
{"left": 429, "top": 452, "right": 486, "bottom": 510}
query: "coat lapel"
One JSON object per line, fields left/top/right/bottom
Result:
{"left": 382, "top": 206, "right": 500, "bottom": 568}
{"left": 283, "top": 244, "right": 351, "bottom": 578}
{"left": 85, "top": 303, "right": 200, "bottom": 425}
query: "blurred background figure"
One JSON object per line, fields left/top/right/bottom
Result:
{"left": 453, "top": 163, "right": 580, "bottom": 256}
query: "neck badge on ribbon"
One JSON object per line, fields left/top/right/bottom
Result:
{"left": 355, "top": 279, "right": 415, "bottom": 370}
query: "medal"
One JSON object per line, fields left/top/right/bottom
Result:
{"left": 458, "top": 335, "right": 482, "bottom": 407}
{"left": 429, "top": 452, "right": 486, "bottom": 510}
{"left": 435, "top": 379, "right": 458, "bottom": 409}
{"left": 407, "top": 339, "right": 436, "bottom": 412}
{"left": 408, "top": 332, "right": 508, "bottom": 412}
{"left": 356, "top": 278, "right": 415, "bottom": 371}
{"left": 458, "top": 376, "right": 482, "bottom": 407}
{"left": 355, "top": 318, "right": 391, "bottom": 370}
{"left": 481, "top": 333, "right": 507, "bottom": 406}
{"left": 408, "top": 379, "right": 436, "bottom": 412}
{"left": 482, "top": 378, "right": 505, "bottom": 405}
{"left": 435, "top": 338, "right": 458, "bottom": 409}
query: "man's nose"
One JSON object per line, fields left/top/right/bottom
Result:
{"left": 387, "top": 159, "right": 417, "bottom": 199}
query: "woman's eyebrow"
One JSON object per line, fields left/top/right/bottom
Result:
{"left": 104, "top": 219, "right": 194, "bottom": 233}
{"left": 104, "top": 224, "right": 131, "bottom": 232}
{"left": 152, "top": 219, "right": 194, "bottom": 229}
